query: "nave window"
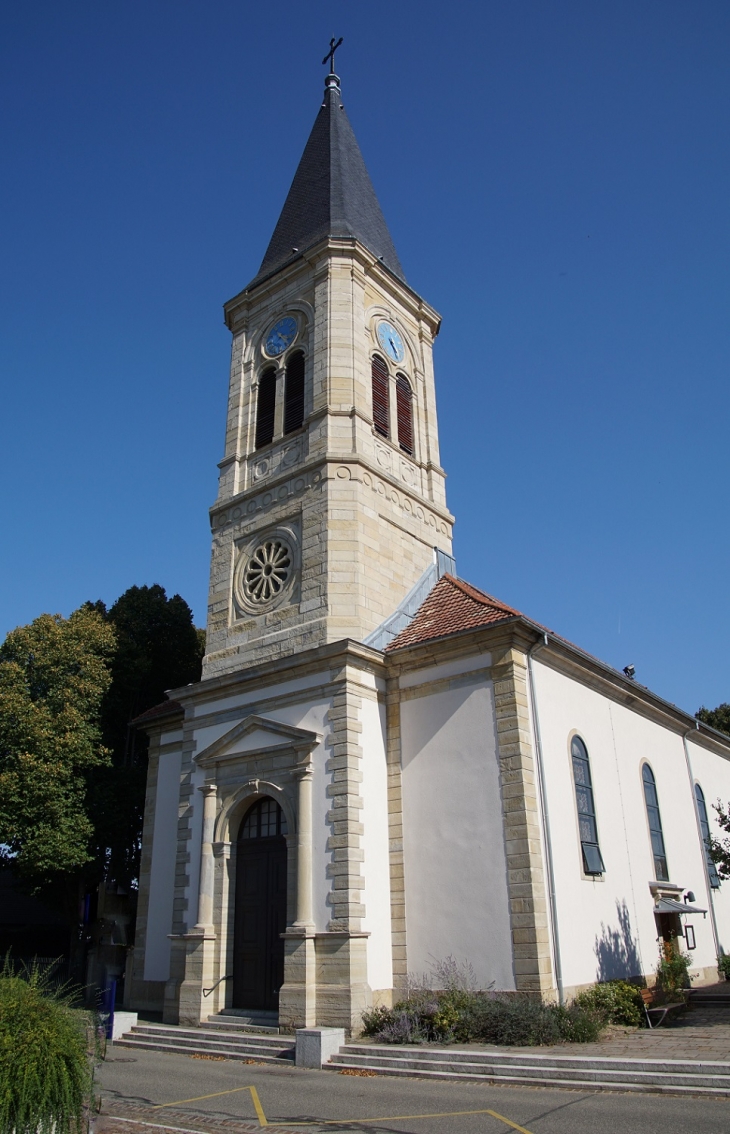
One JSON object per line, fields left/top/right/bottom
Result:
{"left": 642, "top": 763, "right": 669, "bottom": 881}
{"left": 571, "top": 736, "right": 605, "bottom": 876}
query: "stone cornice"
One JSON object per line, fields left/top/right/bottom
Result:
{"left": 209, "top": 452, "right": 455, "bottom": 528}
{"left": 387, "top": 615, "right": 730, "bottom": 759}
{"left": 167, "top": 637, "right": 386, "bottom": 712}
{"left": 223, "top": 237, "right": 441, "bottom": 334}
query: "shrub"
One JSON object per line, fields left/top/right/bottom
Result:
{"left": 362, "top": 992, "right": 602, "bottom": 1047}
{"left": 656, "top": 946, "right": 692, "bottom": 996}
{"left": 555, "top": 1004, "right": 603, "bottom": 1043}
{"left": 0, "top": 957, "right": 97, "bottom": 1134}
{"left": 718, "top": 953, "right": 730, "bottom": 981}
{"left": 574, "top": 980, "right": 644, "bottom": 1027}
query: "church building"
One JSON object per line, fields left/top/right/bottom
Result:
{"left": 128, "top": 65, "right": 730, "bottom": 1031}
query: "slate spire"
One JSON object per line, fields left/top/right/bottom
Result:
{"left": 250, "top": 72, "right": 405, "bottom": 288}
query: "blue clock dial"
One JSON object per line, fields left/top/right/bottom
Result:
{"left": 377, "top": 320, "right": 405, "bottom": 364}
{"left": 265, "top": 316, "right": 298, "bottom": 357}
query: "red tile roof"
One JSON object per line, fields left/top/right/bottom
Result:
{"left": 130, "top": 699, "right": 183, "bottom": 726}
{"left": 385, "top": 574, "right": 521, "bottom": 652}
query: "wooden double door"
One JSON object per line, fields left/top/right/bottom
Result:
{"left": 232, "top": 798, "right": 287, "bottom": 1012}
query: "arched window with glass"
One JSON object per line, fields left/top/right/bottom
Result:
{"left": 642, "top": 764, "right": 669, "bottom": 881}
{"left": 695, "top": 783, "right": 721, "bottom": 889}
{"left": 255, "top": 367, "right": 277, "bottom": 449}
{"left": 571, "top": 736, "right": 605, "bottom": 875}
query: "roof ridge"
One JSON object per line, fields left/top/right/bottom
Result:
{"left": 442, "top": 573, "right": 522, "bottom": 616}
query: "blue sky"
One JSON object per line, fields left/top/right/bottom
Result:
{"left": 1, "top": 1, "right": 728, "bottom": 716}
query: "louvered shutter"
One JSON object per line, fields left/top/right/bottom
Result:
{"left": 396, "top": 374, "right": 414, "bottom": 455}
{"left": 284, "top": 350, "right": 305, "bottom": 434}
{"left": 371, "top": 355, "right": 390, "bottom": 438}
{"left": 255, "top": 368, "right": 277, "bottom": 449}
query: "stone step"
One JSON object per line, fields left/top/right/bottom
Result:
{"left": 130, "top": 1024, "right": 289, "bottom": 1049}
{"left": 114, "top": 1036, "right": 294, "bottom": 1063}
{"left": 334, "top": 1043, "right": 730, "bottom": 1075}
{"left": 326, "top": 1045, "right": 730, "bottom": 1096}
{"left": 205, "top": 1016, "right": 280, "bottom": 1035}
{"left": 217, "top": 1009, "right": 279, "bottom": 1023}
{"left": 326, "top": 1059, "right": 730, "bottom": 1096}
{"left": 113, "top": 1023, "right": 294, "bottom": 1062}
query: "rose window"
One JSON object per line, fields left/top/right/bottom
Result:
{"left": 243, "top": 539, "right": 292, "bottom": 604}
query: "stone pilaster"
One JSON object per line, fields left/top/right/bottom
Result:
{"left": 385, "top": 676, "right": 407, "bottom": 994}
{"left": 492, "top": 646, "right": 555, "bottom": 996}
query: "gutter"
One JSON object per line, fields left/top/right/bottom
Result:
{"left": 682, "top": 722, "right": 721, "bottom": 957}
{"left": 527, "top": 632, "right": 564, "bottom": 1005}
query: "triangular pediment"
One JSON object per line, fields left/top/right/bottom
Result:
{"left": 195, "top": 714, "right": 320, "bottom": 767}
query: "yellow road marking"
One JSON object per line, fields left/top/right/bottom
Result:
{"left": 249, "top": 1086, "right": 268, "bottom": 1127}
{"left": 484, "top": 1109, "right": 535, "bottom": 1134}
{"left": 152, "top": 1086, "right": 259, "bottom": 1109}
{"left": 153, "top": 1085, "right": 267, "bottom": 1126}
{"left": 149, "top": 1084, "right": 535, "bottom": 1134}
{"left": 277, "top": 1107, "right": 534, "bottom": 1131}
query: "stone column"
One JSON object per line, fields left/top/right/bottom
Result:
{"left": 195, "top": 785, "right": 217, "bottom": 929}
{"left": 294, "top": 762, "right": 315, "bottom": 929}
{"left": 178, "top": 784, "right": 218, "bottom": 1026}
{"left": 280, "top": 757, "right": 317, "bottom": 1028}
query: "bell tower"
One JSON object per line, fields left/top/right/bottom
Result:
{"left": 203, "top": 69, "right": 453, "bottom": 679}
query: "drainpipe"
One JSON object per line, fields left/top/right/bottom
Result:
{"left": 527, "top": 633, "right": 564, "bottom": 1005}
{"left": 682, "top": 722, "right": 721, "bottom": 957}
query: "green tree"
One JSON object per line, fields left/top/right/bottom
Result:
{"left": 696, "top": 703, "right": 730, "bottom": 880}
{"left": 697, "top": 703, "right": 730, "bottom": 738}
{"left": 0, "top": 608, "right": 115, "bottom": 887}
{"left": 86, "top": 585, "right": 204, "bottom": 889}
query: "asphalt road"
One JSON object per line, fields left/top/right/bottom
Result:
{"left": 98, "top": 1045, "right": 729, "bottom": 1134}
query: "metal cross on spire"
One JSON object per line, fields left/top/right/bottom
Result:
{"left": 322, "top": 36, "right": 343, "bottom": 74}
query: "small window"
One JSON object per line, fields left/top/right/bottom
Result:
{"left": 284, "top": 350, "right": 305, "bottom": 435}
{"left": 395, "top": 374, "right": 414, "bottom": 455}
{"left": 371, "top": 355, "right": 390, "bottom": 438}
{"left": 240, "top": 797, "right": 287, "bottom": 840}
{"left": 642, "top": 764, "right": 669, "bottom": 881}
{"left": 695, "top": 783, "right": 721, "bottom": 889}
{"left": 255, "top": 367, "right": 277, "bottom": 449}
{"left": 571, "top": 736, "right": 605, "bottom": 875}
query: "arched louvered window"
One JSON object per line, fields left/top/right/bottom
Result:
{"left": 396, "top": 374, "right": 414, "bottom": 455}
{"left": 642, "top": 764, "right": 669, "bottom": 881}
{"left": 284, "top": 350, "right": 305, "bottom": 435}
{"left": 695, "top": 783, "right": 721, "bottom": 889}
{"left": 255, "top": 367, "right": 277, "bottom": 449}
{"left": 571, "top": 736, "right": 605, "bottom": 875}
{"left": 371, "top": 354, "right": 390, "bottom": 438}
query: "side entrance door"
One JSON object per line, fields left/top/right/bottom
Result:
{"left": 233, "top": 798, "right": 287, "bottom": 1012}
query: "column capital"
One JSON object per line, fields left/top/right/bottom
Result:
{"left": 199, "top": 783, "right": 218, "bottom": 798}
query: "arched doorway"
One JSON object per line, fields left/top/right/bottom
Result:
{"left": 233, "top": 797, "right": 288, "bottom": 1011}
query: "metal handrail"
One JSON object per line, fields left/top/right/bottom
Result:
{"left": 203, "top": 973, "right": 233, "bottom": 997}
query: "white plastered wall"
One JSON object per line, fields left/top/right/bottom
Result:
{"left": 685, "top": 737, "right": 730, "bottom": 954}
{"left": 400, "top": 671, "right": 515, "bottom": 990}
{"left": 532, "top": 659, "right": 723, "bottom": 990}
{"left": 143, "top": 736, "right": 182, "bottom": 981}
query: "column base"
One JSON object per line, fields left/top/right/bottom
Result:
{"left": 176, "top": 929, "right": 217, "bottom": 1027}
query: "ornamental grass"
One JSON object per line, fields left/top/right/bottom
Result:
{"left": 0, "top": 957, "right": 97, "bottom": 1134}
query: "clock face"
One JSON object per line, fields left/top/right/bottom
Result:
{"left": 264, "top": 316, "right": 297, "bottom": 358}
{"left": 377, "top": 320, "right": 405, "bottom": 364}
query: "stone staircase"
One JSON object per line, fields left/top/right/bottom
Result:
{"left": 326, "top": 1043, "right": 730, "bottom": 1096}
{"left": 113, "top": 1012, "right": 295, "bottom": 1063}
{"left": 689, "top": 982, "right": 730, "bottom": 1010}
